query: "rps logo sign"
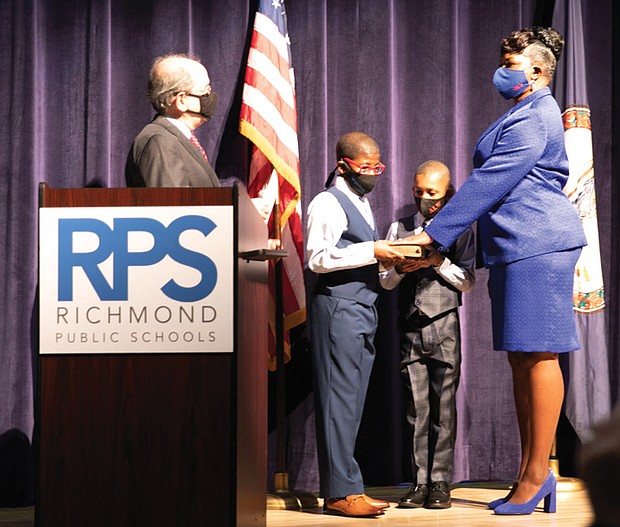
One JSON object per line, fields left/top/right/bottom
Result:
{"left": 58, "top": 216, "right": 218, "bottom": 302}
{"left": 38, "top": 206, "right": 234, "bottom": 354}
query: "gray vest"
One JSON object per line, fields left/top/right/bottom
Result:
{"left": 396, "top": 215, "right": 461, "bottom": 320}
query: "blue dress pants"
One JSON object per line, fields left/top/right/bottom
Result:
{"left": 310, "top": 294, "right": 377, "bottom": 498}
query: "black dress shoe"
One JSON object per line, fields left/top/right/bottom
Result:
{"left": 426, "top": 481, "right": 451, "bottom": 509}
{"left": 398, "top": 484, "right": 429, "bottom": 508}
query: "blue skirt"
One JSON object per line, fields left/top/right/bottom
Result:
{"left": 488, "top": 248, "right": 581, "bottom": 352}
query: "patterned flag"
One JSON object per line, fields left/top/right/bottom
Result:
{"left": 240, "top": 0, "right": 306, "bottom": 370}
{"left": 553, "top": 0, "right": 611, "bottom": 440}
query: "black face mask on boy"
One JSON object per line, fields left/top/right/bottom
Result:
{"left": 324, "top": 166, "right": 377, "bottom": 196}
{"left": 414, "top": 186, "right": 454, "bottom": 219}
{"left": 342, "top": 170, "right": 377, "bottom": 196}
{"left": 415, "top": 196, "right": 447, "bottom": 219}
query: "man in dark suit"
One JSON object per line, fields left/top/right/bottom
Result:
{"left": 125, "top": 54, "right": 219, "bottom": 188}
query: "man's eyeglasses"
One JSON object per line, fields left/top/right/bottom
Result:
{"left": 342, "top": 158, "right": 386, "bottom": 176}
{"left": 176, "top": 84, "right": 212, "bottom": 97}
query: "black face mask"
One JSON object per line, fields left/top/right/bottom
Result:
{"left": 186, "top": 90, "right": 218, "bottom": 121}
{"left": 344, "top": 170, "right": 376, "bottom": 196}
{"left": 415, "top": 196, "right": 447, "bottom": 219}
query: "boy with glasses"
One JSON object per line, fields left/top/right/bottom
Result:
{"left": 307, "top": 131, "right": 403, "bottom": 518}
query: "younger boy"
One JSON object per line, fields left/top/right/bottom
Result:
{"left": 380, "top": 160, "right": 475, "bottom": 509}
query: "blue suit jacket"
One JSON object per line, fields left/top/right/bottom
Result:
{"left": 426, "top": 88, "right": 586, "bottom": 266}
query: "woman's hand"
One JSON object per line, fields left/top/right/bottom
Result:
{"left": 401, "top": 230, "right": 433, "bottom": 246}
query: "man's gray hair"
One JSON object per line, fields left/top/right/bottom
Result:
{"left": 147, "top": 54, "right": 200, "bottom": 113}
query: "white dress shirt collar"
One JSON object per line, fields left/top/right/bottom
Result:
{"left": 334, "top": 174, "right": 366, "bottom": 202}
{"left": 165, "top": 116, "right": 192, "bottom": 139}
{"left": 332, "top": 175, "right": 375, "bottom": 229}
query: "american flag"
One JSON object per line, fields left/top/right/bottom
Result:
{"left": 240, "top": 0, "right": 306, "bottom": 370}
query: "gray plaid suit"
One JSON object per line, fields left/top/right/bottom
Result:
{"left": 381, "top": 215, "right": 475, "bottom": 485}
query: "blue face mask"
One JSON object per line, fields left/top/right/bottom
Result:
{"left": 492, "top": 67, "right": 531, "bottom": 100}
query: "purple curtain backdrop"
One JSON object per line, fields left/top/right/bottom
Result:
{"left": 1, "top": 0, "right": 616, "bottom": 504}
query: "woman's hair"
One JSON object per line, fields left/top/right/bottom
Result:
{"left": 501, "top": 26, "right": 564, "bottom": 78}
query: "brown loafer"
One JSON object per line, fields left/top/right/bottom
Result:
{"left": 324, "top": 494, "right": 384, "bottom": 517}
{"left": 362, "top": 493, "right": 390, "bottom": 509}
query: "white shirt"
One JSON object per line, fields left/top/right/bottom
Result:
{"left": 166, "top": 116, "right": 192, "bottom": 139}
{"left": 306, "top": 177, "right": 377, "bottom": 274}
{"left": 379, "top": 213, "right": 476, "bottom": 292}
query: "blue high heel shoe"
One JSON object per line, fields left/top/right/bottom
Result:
{"left": 487, "top": 497, "right": 506, "bottom": 510}
{"left": 494, "top": 471, "right": 556, "bottom": 515}
{"left": 487, "top": 483, "right": 517, "bottom": 509}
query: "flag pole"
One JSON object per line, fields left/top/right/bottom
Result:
{"left": 267, "top": 202, "right": 318, "bottom": 510}
{"left": 271, "top": 199, "right": 288, "bottom": 491}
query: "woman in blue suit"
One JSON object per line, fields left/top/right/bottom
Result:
{"left": 406, "top": 27, "right": 586, "bottom": 515}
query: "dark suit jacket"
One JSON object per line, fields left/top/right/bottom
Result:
{"left": 125, "top": 115, "right": 219, "bottom": 188}
{"left": 426, "top": 87, "right": 586, "bottom": 266}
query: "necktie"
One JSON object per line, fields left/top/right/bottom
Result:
{"left": 189, "top": 133, "right": 209, "bottom": 161}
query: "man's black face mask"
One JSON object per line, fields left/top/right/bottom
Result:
{"left": 186, "top": 90, "right": 218, "bottom": 121}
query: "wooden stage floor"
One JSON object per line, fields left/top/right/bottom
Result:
{"left": 267, "top": 482, "right": 595, "bottom": 527}
{"left": 0, "top": 483, "right": 594, "bottom": 526}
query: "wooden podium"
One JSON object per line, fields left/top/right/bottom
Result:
{"left": 36, "top": 184, "right": 269, "bottom": 527}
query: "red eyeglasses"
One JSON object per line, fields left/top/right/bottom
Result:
{"left": 342, "top": 158, "right": 386, "bottom": 176}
